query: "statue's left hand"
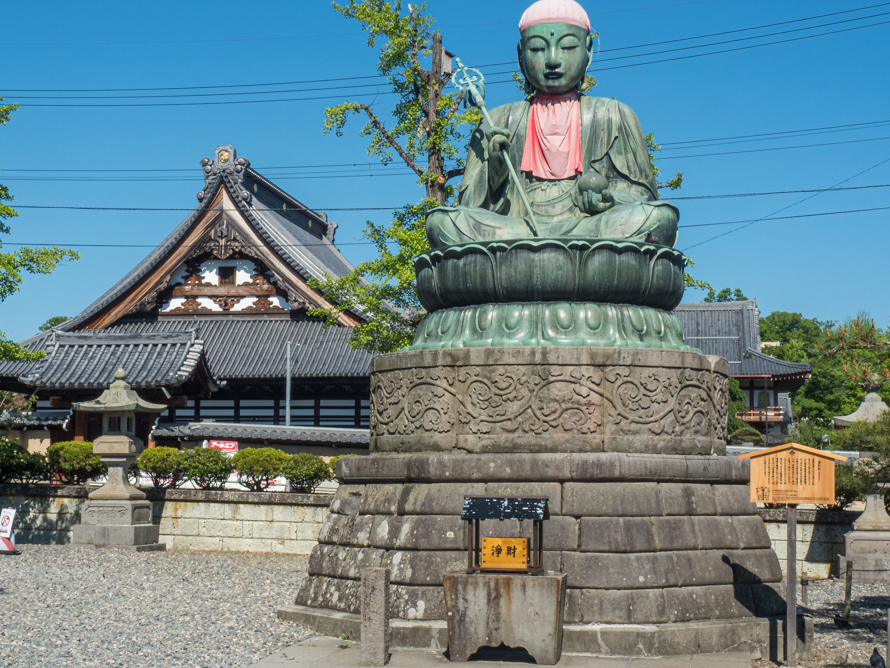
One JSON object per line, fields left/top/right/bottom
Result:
{"left": 577, "top": 188, "right": 615, "bottom": 215}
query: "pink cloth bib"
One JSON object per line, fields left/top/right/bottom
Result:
{"left": 520, "top": 93, "right": 583, "bottom": 181}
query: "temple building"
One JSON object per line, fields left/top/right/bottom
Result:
{"left": 0, "top": 145, "right": 372, "bottom": 455}
{"left": 674, "top": 300, "right": 812, "bottom": 442}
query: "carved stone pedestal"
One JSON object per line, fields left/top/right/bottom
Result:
{"left": 72, "top": 500, "right": 163, "bottom": 551}
{"left": 284, "top": 347, "right": 810, "bottom": 661}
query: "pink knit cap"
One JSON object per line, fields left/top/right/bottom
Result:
{"left": 519, "top": 0, "right": 591, "bottom": 33}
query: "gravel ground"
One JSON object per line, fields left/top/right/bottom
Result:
{"left": 754, "top": 578, "right": 890, "bottom": 668}
{"left": 0, "top": 545, "right": 312, "bottom": 668}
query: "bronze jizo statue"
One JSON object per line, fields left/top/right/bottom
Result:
{"left": 426, "top": 0, "right": 678, "bottom": 250}
{"left": 412, "top": 0, "right": 691, "bottom": 350}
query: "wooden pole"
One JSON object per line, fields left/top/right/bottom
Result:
{"left": 843, "top": 560, "right": 854, "bottom": 620}
{"left": 786, "top": 504, "right": 798, "bottom": 666}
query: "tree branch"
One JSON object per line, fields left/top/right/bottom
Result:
{"left": 443, "top": 167, "right": 465, "bottom": 182}
{"left": 441, "top": 92, "right": 465, "bottom": 124}
{"left": 359, "top": 104, "right": 423, "bottom": 177}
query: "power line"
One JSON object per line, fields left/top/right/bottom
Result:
{"left": 10, "top": 184, "right": 890, "bottom": 213}
{"left": 11, "top": 12, "right": 889, "bottom": 102}
{"left": 679, "top": 205, "right": 890, "bottom": 227}
{"left": 6, "top": 7, "right": 889, "bottom": 105}
{"left": 659, "top": 119, "right": 890, "bottom": 147}
{"left": 3, "top": 132, "right": 889, "bottom": 183}
{"left": 5, "top": 205, "right": 888, "bottom": 250}
{"left": 4, "top": 119, "right": 889, "bottom": 174}
{"left": 10, "top": 9, "right": 885, "bottom": 99}
{"left": 594, "top": 19, "right": 890, "bottom": 72}
{"left": 670, "top": 184, "right": 890, "bottom": 200}
{"left": 597, "top": 1, "right": 890, "bottom": 52}
{"left": 657, "top": 135, "right": 890, "bottom": 161}
{"left": 0, "top": 0, "right": 721, "bottom": 48}
{"left": 684, "top": 156, "right": 890, "bottom": 249}
{"left": 589, "top": 10, "right": 890, "bottom": 64}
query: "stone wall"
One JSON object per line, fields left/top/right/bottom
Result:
{"left": 0, "top": 484, "right": 861, "bottom": 569}
{"left": 759, "top": 508, "right": 859, "bottom": 579}
{"left": 0, "top": 484, "right": 332, "bottom": 554}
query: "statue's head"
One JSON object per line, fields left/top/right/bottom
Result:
{"left": 517, "top": 0, "right": 594, "bottom": 96}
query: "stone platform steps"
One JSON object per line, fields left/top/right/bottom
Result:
{"left": 250, "top": 634, "right": 753, "bottom": 667}
{"left": 277, "top": 604, "right": 812, "bottom": 661}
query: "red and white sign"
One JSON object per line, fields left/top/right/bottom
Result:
{"left": 208, "top": 440, "right": 238, "bottom": 456}
{"left": 0, "top": 508, "right": 16, "bottom": 553}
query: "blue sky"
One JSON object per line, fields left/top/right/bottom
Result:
{"left": 2, "top": 0, "right": 889, "bottom": 341}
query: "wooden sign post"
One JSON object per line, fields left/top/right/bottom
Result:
{"left": 738, "top": 443, "right": 848, "bottom": 666}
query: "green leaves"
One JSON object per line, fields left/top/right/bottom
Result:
{"left": 645, "top": 132, "right": 683, "bottom": 191}
{"left": 310, "top": 198, "right": 433, "bottom": 352}
{"left": 311, "top": 2, "right": 481, "bottom": 353}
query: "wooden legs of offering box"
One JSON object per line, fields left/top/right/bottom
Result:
{"left": 443, "top": 572, "right": 567, "bottom": 665}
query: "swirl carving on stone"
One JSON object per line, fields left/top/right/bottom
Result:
{"left": 606, "top": 367, "right": 716, "bottom": 438}
{"left": 372, "top": 365, "right": 604, "bottom": 437}
{"left": 371, "top": 361, "right": 723, "bottom": 441}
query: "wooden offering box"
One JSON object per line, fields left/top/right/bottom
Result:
{"left": 461, "top": 496, "right": 549, "bottom": 574}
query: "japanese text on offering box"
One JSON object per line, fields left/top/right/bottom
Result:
{"left": 480, "top": 537, "right": 528, "bottom": 570}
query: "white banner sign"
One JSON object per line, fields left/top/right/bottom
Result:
{"left": 0, "top": 508, "right": 16, "bottom": 538}
{"left": 208, "top": 440, "right": 238, "bottom": 456}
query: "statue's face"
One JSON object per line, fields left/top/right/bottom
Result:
{"left": 519, "top": 23, "right": 592, "bottom": 95}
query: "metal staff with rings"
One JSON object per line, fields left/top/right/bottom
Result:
{"left": 452, "top": 57, "right": 540, "bottom": 237}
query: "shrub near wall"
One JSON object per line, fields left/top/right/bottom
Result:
{"left": 46, "top": 441, "right": 105, "bottom": 484}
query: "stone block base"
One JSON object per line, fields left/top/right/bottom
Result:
{"left": 277, "top": 603, "right": 813, "bottom": 662}
{"left": 72, "top": 522, "right": 161, "bottom": 547}
{"left": 839, "top": 553, "right": 890, "bottom": 583}
{"left": 72, "top": 499, "right": 164, "bottom": 549}
{"left": 444, "top": 572, "right": 567, "bottom": 664}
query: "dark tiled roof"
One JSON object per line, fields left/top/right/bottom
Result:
{"left": 15, "top": 330, "right": 211, "bottom": 390}
{"left": 0, "top": 318, "right": 372, "bottom": 387}
{"left": 152, "top": 421, "right": 369, "bottom": 446}
{"left": 674, "top": 301, "right": 811, "bottom": 379}
{"left": 99, "top": 317, "right": 372, "bottom": 380}
{"left": 4, "top": 409, "right": 72, "bottom": 429}
{"left": 0, "top": 330, "right": 53, "bottom": 384}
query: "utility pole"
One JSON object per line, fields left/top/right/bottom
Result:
{"left": 284, "top": 342, "right": 302, "bottom": 427}
{"left": 285, "top": 341, "right": 292, "bottom": 427}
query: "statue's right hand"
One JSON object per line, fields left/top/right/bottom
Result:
{"left": 486, "top": 126, "right": 510, "bottom": 161}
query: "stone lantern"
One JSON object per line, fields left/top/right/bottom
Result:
{"left": 71, "top": 368, "right": 167, "bottom": 551}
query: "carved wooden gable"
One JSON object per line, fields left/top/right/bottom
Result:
{"left": 83, "top": 183, "right": 359, "bottom": 329}
{"left": 156, "top": 219, "right": 301, "bottom": 314}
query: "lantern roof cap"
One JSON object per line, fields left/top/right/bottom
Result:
{"left": 72, "top": 368, "right": 168, "bottom": 414}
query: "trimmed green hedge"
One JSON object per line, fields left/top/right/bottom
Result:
{"left": 285, "top": 452, "right": 333, "bottom": 493}
{"left": 46, "top": 441, "right": 106, "bottom": 485}
{"left": 1, "top": 441, "right": 345, "bottom": 493}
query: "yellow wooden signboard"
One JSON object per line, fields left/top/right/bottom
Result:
{"left": 480, "top": 537, "right": 528, "bottom": 570}
{"left": 737, "top": 442, "right": 847, "bottom": 505}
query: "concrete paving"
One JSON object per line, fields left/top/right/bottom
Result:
{"left": 249, "top": 635, "right": 753, "bottom": 667}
